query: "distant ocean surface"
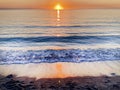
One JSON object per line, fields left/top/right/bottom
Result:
{"left": 0, "top": 9, "right": 120, "bottom": 64}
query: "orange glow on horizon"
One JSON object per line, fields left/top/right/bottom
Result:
{"left": 54, "top": 3, "right": 64, "bottom": 10}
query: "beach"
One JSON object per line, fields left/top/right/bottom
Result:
{"left": 0, "top": 9, "right": 120, "bottom": 89}
{"left": 0, "top": 74, "right": 120, "bottom": 90}
{"left": 0, "top": 61, "right": 120, "bottom": 89}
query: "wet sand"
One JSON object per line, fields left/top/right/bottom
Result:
{"left": 0, "top": 61, "right": 120, "bottom": 79}
{"left": 0, "top": 74, "right": 120, "bottom": 90}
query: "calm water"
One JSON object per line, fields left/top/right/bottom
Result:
{"left": 0, "top": 9, "right": 120, "bottom": 64}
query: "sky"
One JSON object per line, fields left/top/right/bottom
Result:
{"left": 0, "top": 0, "right": 120, "bottom": 9}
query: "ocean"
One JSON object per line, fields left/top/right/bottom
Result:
{"left": 0, "top": 9, "right": 120, "bottom": 64}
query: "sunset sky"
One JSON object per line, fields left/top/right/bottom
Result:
{"left": 0, "top": 0, "right": 120, "bottom": 9}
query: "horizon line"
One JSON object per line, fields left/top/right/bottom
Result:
{"left": 0, "top": 8, "right": 120, "bottom": 10}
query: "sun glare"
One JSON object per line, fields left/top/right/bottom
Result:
{"left": 54, "top": 3, "right": 64, "bottom": 10}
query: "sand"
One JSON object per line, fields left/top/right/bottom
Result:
{"left": 0, "top": 60, "right": 120, "bottom": 89}
{"left": 0, "top": 61, "right": 120, "bottom": 79}
{"left": 0, "top": 74, "right": 120, "bottom": 90}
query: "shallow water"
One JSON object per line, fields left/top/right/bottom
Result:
{"left": 0, "top": 9, "right": 120, "bottom": 64}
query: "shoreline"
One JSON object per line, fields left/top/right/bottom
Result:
{"left": 0, "top": 61, "right": 120, "bottom": 79}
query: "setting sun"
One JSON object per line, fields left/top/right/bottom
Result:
{"left": 54, "top": 3, "right": 64, "bottom": 10}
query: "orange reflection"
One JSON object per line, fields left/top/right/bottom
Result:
{"left": 48, "top": 3, "right": 68, "bottom": 38}
{"left": 57, "top": 10, "right": 60, "bottom": 21}
{"left": 54, "top": 3, "right": 64, "bottom": 26}
{"left": 56, "top": 10, "right": 60, "bottom": 26}
{"left": 55, "top": 63, "right": 65, "bottom": 78}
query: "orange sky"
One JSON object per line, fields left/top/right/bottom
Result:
{"left": 0, "top": 0, "right": 120, "bottom": 9}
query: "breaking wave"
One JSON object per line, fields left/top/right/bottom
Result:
{"left": 0, "top": 48, "right": 120, "bottom": 64}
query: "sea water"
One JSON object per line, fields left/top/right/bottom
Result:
{"left": 0, "top": 9, "right": 120, "bottom": 78}
{"left": 0, "top": 9, "right": 120, "bottom": 64}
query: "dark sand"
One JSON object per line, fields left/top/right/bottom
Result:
{"left": 0, "top": 74, "right": 120, "bottom": 90}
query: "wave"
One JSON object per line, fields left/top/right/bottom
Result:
{"left": 0, "top": 35, "right": 120, "bottom": 44}
{"left": 0, "top": 25, "right": 119, "bottom": 29}
{"left": 0, "top": 48, "right": 120, "bottom": 64}
{"left": 1, "top": 32, "right": 120, "bottom": 35}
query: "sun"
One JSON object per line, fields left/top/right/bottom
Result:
{"left": 54, "top": 3, "right": 64, "bottom": 10}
